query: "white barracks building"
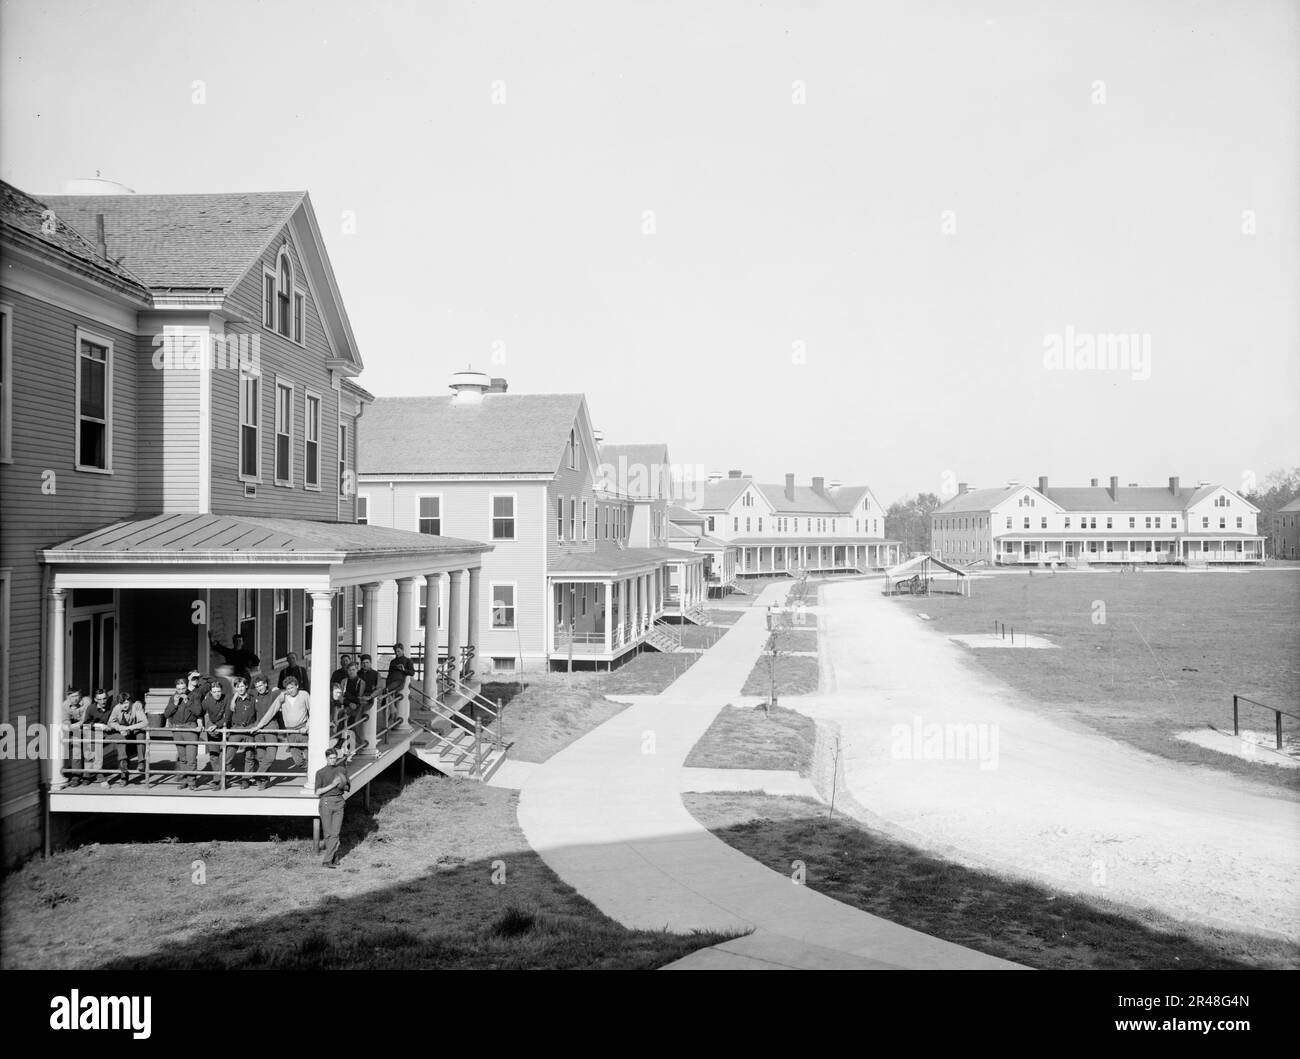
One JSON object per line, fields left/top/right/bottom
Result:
{"left": 688, "top": 470, "right": 901, "bottom": 577}
{"left": 932, "top": 475, "right": 1265, "bottom": 566}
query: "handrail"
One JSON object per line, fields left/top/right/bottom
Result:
{"left": 1232, "top": 694, "right": 1298, "bottom": 751}
{"left": 60, "top": 723, "right": 306, "bottom": 788}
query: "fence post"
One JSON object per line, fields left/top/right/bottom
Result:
{"left": 474, "top": 717, "right": 483, "bottom": 777}
{"left": 497, "top": 698, "right": 504, "bottom": 750}
{"left": 1277, "top": 710, "right": 1283, "bottom": 751}
{"left": 1233, "top": 695, "right": 1238, "bottom": 737}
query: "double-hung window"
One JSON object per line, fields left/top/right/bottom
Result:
{"left": 491, "top": 585, "right": 516, "bottom": 629}
{"left": 274, "top": 381, "right": 293, "bottom": 484}
{"left": 419, "top": 496, "right": 441, "bottom": 535}
{"left": 492, "top": 495, "right": 516, "bottom": 539}
{"left": 239, "top": 371, "right": 259, "bottom": 479}
{"left": 304, "top": 393, "right": 321, "bottom": 488}
{"left": 338, "top": 423, "right": 349, "bottom": 495}
{"left": 76, "top": 333, "right": 112, "bottom": 471}
{"left": 274, "top": 589, "right": 290, "bottom": 662}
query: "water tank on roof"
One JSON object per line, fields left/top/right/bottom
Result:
{"left": 61, "top": 177, "right": 136, "bottom": 195}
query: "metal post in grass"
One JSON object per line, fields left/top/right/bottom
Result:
{"left": 1276, "top": 709, "right": 1283, "bottom": 751}
{"left": 1233, "top": 694, "right": 1239, "bottom": 736}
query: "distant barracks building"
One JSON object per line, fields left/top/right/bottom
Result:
{"left": 932, "top": 476, "right": 1264, "bottom": 565}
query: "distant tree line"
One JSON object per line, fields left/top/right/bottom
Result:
{"left": 1243, "top": 467, "right": 1300, "bottom": 553}
{"left": 885, "top": 492, "right": 941, "bottom": 555}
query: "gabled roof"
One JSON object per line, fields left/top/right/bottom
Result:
{"left": 598, "top": 442, "right": 673, "bottom": 498}
{"left": 936, "top": 486, "right": 1023, "bottom": 514}
{"left": 1278, "top": 497, "right": 1300, "bottom": 513}
{"left": 43, "top": 513, "right": 490, "bottom": 563}
{"left": 667, "top": 504, "right": 705, "bottom": 524}
{"left": 358, "top": 394, "right": 585, "bottom": 476}
{"left": 1043, "top": 486, "right": 1196, "bottom": 512}
{"left": 1, "top": 181, "right": 152, "bottom": 296}
{"left": 939, "top": 482, "right": 1255, "bottom": 514}
{"left": 39, "top": 191, "right": 305, "bottom": 291}
{"left": 694, "top": 475, "right": 876, "bottom": 515}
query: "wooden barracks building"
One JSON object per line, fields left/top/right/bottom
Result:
{"left": 0, "top": 180, "right": 492, "bottom": 864}
{"left": 931, "top": 475, "right": 1265, "bottom": 565}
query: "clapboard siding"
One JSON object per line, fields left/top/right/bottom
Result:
{"left": 360, "top": 480, "right": 548, "bottom": 663}
{"left": 136, "top": 323, "right": 201, "bottom": 512}
{"left": 211, "top": 229, "right": 343, "bottom": 519}
{"left": 0, "top": 283, "right": 141, "bottom": 811}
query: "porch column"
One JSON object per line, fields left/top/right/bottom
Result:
{"left": 360, "top": 582, "right": 380, "bottom": 659}
{"left": 306, "top": 591, "right": 334, "bottom": 784}
{"left": 47, "top": 587, "right": 68, "bottom": 790}
{"left": 395, "top": 578, "right": 414, "bottom": 654}
{"left": 422, "top": 572, "right": 441, "bottom": 696}
{"left": 446, "top": 569, "right": 465, "bottom": 682}
{"left": 466, "top": 565, "right": 481, "bottom": 682}
{"left": 603, "top": 581, "right": 613, "bottom": 651}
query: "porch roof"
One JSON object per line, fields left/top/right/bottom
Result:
{"left": 728, "top": 536, "right": 899, "bottom": 547}
{"left": 42, "top": 512, "right": 492, "bottom": 564}
{"left": 549, "top": 542, "right": 683, "bottom": 577}
{"left": 995, "top": 531, "right": 1264, "bottom": 541}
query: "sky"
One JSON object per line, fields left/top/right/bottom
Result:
{"left": 2, "top": 0, "right": 1297, "bottom": 504}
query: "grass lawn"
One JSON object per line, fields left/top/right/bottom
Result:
{"left": 684, "top": 792, "right": 1300, "bottom": 970}
{"left": 775, "top": 628, "right": 818, "bottom": 653}
{"left": 600, "top": 650, "right": 709, "bottom": 695}
{"left": 892, "top": 568, "right": 1300, "bottom": 787}
{"left": 481, "top": 676, "right": 626, "bottom": 764}
{"left": 742, "top": 653, "right": 821, "bottom": 697}
{"left": 677, "top": 623, "right": 731, "bottom": 650}
{"left": 702, "top": 608, "right": 744, "bottom": 626}
{"left": 2, "top": 772, "right": 734, "bottom": 970}
{"left": 684, "top": 705, "right": 816, "bottom": 773}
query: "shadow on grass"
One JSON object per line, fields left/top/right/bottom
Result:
{"left": 18, "top": 767, "right": 735, "bottom": 971}
{"left": 684, "top": 792, "right": 1300, "bottom": 970}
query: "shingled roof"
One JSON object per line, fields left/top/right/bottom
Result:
{"left": 1, "top": 181, "right": 151, "bottom": 296}
{"left": 937, "top": 483, "right": 1239, "bottom": 514}
{"left": 358, "top": 394, "right": 585, "bottom": 476}
{"left": 39, "top": 191, "right": 306, "bottom": 291}
{"left": 598, "top": 443, "right": 673, "bottom": 498}
{"left": 693, "top": 474, "right": 876, "bottom": 515}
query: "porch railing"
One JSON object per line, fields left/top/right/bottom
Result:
{"left": 59, "top": 724, "right": 308, "bottom": 790}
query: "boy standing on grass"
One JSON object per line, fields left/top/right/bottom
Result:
{"left": 313, "top": 747, "right": 350, "bottom": 868}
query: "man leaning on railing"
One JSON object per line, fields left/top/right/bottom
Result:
{"left": 106, "top": 691, "right": 148, "bottom": 786}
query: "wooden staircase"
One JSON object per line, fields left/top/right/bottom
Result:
{"left": 406, "top": 681, "right": 511, "bottom": 782}
{"left": 646, "top": 621, "right": 684, "bottom": 653}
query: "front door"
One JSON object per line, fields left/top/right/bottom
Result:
{"left": 68, "top": 610, "right": 116, "bottom": 696}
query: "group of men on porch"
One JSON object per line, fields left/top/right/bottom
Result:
{"left": 60, "top": 639, "right": 420, "bottom": 791}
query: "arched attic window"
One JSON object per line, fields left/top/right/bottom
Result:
{"left": 276, "top": 249, "right": 293, "bottom": 338}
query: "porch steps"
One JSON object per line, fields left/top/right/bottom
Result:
{"left": 405, "top": 682, "right": 511, "bottom": 782}
{"left": 681, "top": 604, "right": 712, "bottom": 626}
{"left": 409, "top": 725, "right": 509, "bottom": 782}
{"left": 646, "top": 624, "right": 684, "bottom": 653}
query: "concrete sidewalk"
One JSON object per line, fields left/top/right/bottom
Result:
{"left": 516, "top": 582, "right": 1018, "bottom": 969}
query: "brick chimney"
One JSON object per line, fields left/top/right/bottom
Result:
{"left": 1169, "top": 476, "right": 1180, "bottom": 495}
{"left": 1108, "top": 476, "right": 1119, "bottom": 502}
{"left": 812, "top": 476, "right": 825, "bottom": 495}
{"left": 1038, "top": 475, "right": 1048, "bottom": 493}
{"left": 95, "top": 214, "right": 107, "bottom": 260}
{"left": 487, "top": 377, "right": 508, "bottom": 393}
{"left": 728, "top": 469, "right": 743, "bottom": 479}
{"left": 957, "top": 482, "right": 969, "bottom": 495}
{"left": 1090, "top": 478, "right": 1099, "bottom": 487}
{"left": 785, "top": 473, "right": 795, "bottom": 500}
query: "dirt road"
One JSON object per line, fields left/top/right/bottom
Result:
{"left": 796, "top": 579, "right": 1300, "bottom": 940}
